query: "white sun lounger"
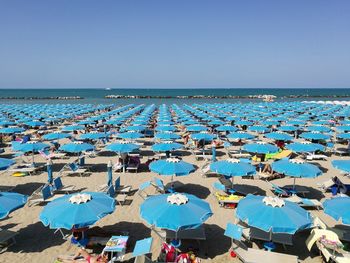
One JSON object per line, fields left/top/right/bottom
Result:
{"left": 233, "top": 245, "right": 298, "bottom": 263}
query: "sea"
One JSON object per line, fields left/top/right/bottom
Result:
{"left": 0, "top": 88, "right": 349, "bottom": 105}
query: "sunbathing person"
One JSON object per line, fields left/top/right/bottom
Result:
{"left": 71, "top": 227, "right": 111, "bottom": 248}
{"left": 57, "top": 248, "right": 109, "bottom": 263}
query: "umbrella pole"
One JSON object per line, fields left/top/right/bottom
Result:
{"left": 293, "top": 178, "right": 296, "bottom": 190}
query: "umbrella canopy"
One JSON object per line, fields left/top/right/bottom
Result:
{"left": 210, "top": 158, "right": 256, "bottom": 177}
{"left": 286, "top": 142, "right": 325, "bottom": 153}
{"left": 337, "top": 133, "right": 350, "bottom": 140}
{"left": 0, "top": 127, "right": 25, "bottom": 134}
{"left": 216, "top": 125, "right": 237, "bottom": 132}
{"left": 155, "top": 133, "right": 181, "bottom": 140}
{"left": 0, "top": 158, "right": 15, "bottom": 170}
{"left": 149, "top": 158, "right": 195, "bottom": 176}
{"left": 323, "top": 197, "right": 350, "bottom": 225}
{"left": 140, "top": 193, "right": 213, "bottom": 231}
{"left": 62, "top": 125, "right": 85, "bottom": 132}
{"left": 243, "top": 142, "right": 279, "bottom": 154}
{"left": 227, "top": 132, "right": 255, "bottom": 140}
{"left": 0, "top": 192, "right": 27, "bottom": 219}
{"left": 186, "top": 125, "right": 207, "bottom": 132}
{"left": 105, "top": 142, "right": 139, "bottom": 153}
{"left": 332, "top": 160, "right": 350, "bottom": 173}
{"left": 236, "top": 194, "right": 312, "bottom": 234}
{"left": 79, "top": 132, "right": 108, "bottom": 140}
{"left": 118, "top": 132, "right": 144, "bottom": 140}
{"left": 43, "top": 132, "right": 71, "bottom": 140}
{"left": 17, "top": 141, "right": 50, "bottom": 153}
{"left": 300, "top": 132, "right": 330, "bottom": 141}
{"left": 40, "top": 192, "right": 116, "bottom": 229}
{"left": 152, "top": 142, "right": 183, "bottom": 152}
{"left": 271, "top": 159, "right": 322, "bottom": 178}
{"left": 265, "top": 132, "right": 293, "bottom": 141}
{"left": 191, "top": 133, "right": 216, "bottom": 141}
{"left": 59, "top": 141, "right": 94, "bottom": 153}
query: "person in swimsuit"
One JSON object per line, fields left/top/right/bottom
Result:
{"left": 57, "top": 248, "right": 109, "bottom": 263}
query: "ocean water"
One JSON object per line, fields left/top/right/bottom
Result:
{"left": 0, "top": 88, "right": 349, "bottom": 105}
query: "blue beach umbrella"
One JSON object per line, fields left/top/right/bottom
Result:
{"left": 216, "top": 125, "right": 237, "bottom": 132}
{"left": 191, "top": 133, "right": 216, "bottom": 141}
{"left": 79, "top": 132, "right": 108, "bottom": 140}
{"left": 62, "top": 125, "right": 85, "bottom": 132}
{"left": 140, "top": 193, "right": 212, "bottom": 231}
{"left": 323, "top": 197, "right": 350, "bottom": 225}
{"left": 300, "top": 132, "right": 330, "bottom": 141}
{"left": 25, "top": 120, "right": 45, "bottom": 127}
{"left": 43, "top": 132, "right": 71, "bottom": 141}
{"left": 236, "top": 194, "right": 312, "bottom": 234}
{"left": 105, "top": 142, "right": 139, "bottom": 153}
{"left": 243, "top": 142, "right": 278, "bottom": 154}
{"left": 271, "top": 159, "right": 322, "bottom": 178}
{"left": 286, "top": 142, "right": 325, "bottom": 153}
{"left": 0, "top": 127, "right": 25, "bottom": 134}
{"left": 155, "top": 133, "right": 181, "bottom": 140}
{"left": 271, "top": 159, "right": 322, "bottom": 189}
{"left": 59, "top": 142, "right": 94, "bottom": 153}
{"left": 149, "top": 158, "right": 195, "bottom": 177}
{"left": 307, "top": 126, "right": 331, "bottom": 133}
{"left": 337, "top": 133, "right": 350, "bottom": 140}
{"left": 186, "top": 125, "right": 207, "bottom": 132}
{"left": 210, "top": 159, "right": 256, "bottom": 178}
{"left": 40, "top": 192, "right": 116, "bottom": 230}
{"left": 118, "top": 132, "right": 144, "bottom": 140}
{"left": 227, "top": 132, "right": 255, "bottom": 140}
{"left": 0, "top": 158, "right": 15, "bottom": 170}
{"left": 279, "top": 125, "right": 298, "bottom": 132}
{"left": 0, "top": 192, "right": 28, "bottom": 219}
{"left": 265, "top": 132, "right": 293, "bottom": 141}
{"left": 155, "top": 126, "right": 176, "bottom": 132}
{"left": 248, "top": 125, "right": 269, "bottom": 133}
{"left": 152, "top": 142, "right": 183, "bottom": 152}
{"left": 17, "top": 141, "right": 50, "bottom": 153}
{"left": 332, "top": 160, "right": 350, "bottom": 173}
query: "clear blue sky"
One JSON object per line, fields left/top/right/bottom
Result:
{"left": 0, "top": 0, "right": 349, "bottom": 89}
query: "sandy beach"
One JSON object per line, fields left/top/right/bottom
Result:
{"left": 0, "top": 122, "right": 349, "bottom": 263}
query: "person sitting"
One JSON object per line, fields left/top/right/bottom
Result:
{"left": 128, "top": 156, "right": 141, "bottom": 168}
{"left": 57, "top": 248, "right": 109, "bottom": 263}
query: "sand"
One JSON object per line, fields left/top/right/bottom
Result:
{"left": 0, "top": 135, "right": 348, "bottom": 263}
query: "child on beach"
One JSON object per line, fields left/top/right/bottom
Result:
{"left": 57, "top": 248, "right": 109, "bottom": 263}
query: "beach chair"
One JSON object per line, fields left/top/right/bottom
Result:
{"left": 233, "top": 245, "right": 299, "bottom": 263}
{"left": 225, "top": 223, "right": 298, "bottom": 263}
{"left": 151, "top": 178, "right": 166, "bottom": 194}
{"left": 200, "top": 162, "right": 212, "bottom": 178}
{"left": 39, "top": 150, "right": 67, "bottom": 160}
{"left": 306, "top": 228, "right": 350, "bottom": 263}
{"left": 115, "top": 177, "right": 132, "bottom": 194}
{"left": 0, "top": 228, "right": 18, "bottom": 253}
{"left": 60, "top": 162, "right": 88, "bottom": 177}
{"left": 285, "top": 195, "right": 323, "bottom": 210}
{"left": 213, "top": 182, "right": 244, "bottom": 208}
{"left": 27, "top": 184, "right": 58, "bottom": 207}
{"left": 52, "top": 177, "right": 75, "bottom": 194}
{"left": 126, "top": 158, "right": 140, "bottom": 173}
{"left": 107, "top": 184, "right": 127, "bottom": 205}
{"left": 317, "top": 177, "right": 336, "bottom": 192}
{"left": 305, "top": 152, "right": 328, "bottom": 161}
{"left": 133, "top": 237, "right": 153, "bottom": 263}
{"left": 137, "top": 181, "right": 152, "bottom": 199}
